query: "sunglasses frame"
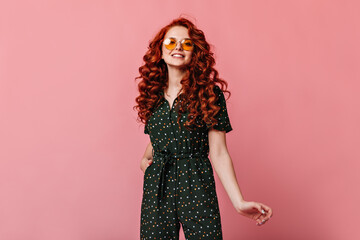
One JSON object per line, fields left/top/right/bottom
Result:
{"left": 163, "top": 37, "right": 194, "bottom": 51}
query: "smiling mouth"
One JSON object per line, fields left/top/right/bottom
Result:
{"left": 171, "top": 54, "right": 185, "bottom": 58}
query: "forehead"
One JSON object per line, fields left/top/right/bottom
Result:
{"left": 164, "top": 26, "right": 190, "bottom": 39}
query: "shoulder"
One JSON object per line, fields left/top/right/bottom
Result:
{"left": 213, "top": 84, "right": 221, "bottom": 93}
{"left": 212, "top": 85, "right": 226, "bottom": 102}
{"left": 212, "top": 84, "right": 225, "bottom": 97}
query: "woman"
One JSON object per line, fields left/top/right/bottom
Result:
{"left": 135, "top": 17, "right": 273, "bottom": 239}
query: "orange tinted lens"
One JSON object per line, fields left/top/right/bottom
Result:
{"left": 164, "top": 38, "right": 176, "bottom": 50}
{"left": 182, "top": 39, "right": 193, "bottom": 50}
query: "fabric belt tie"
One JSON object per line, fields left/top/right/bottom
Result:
{"left": 152, "top": 150, "right": 208, "bottom": 200}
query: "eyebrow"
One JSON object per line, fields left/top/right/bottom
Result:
{"left": 168, "top": 37, "right": 192, "bottom": 40}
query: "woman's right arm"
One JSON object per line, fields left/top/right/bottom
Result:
{"left": 140, "top": 141, "right": 153, "bottom": 173}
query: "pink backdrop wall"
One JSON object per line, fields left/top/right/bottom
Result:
{"left": 1, "top": 0, "right": 359, "bottom": 239}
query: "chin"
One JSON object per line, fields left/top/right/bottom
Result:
{"left": 168, "top": 63, "right": 189, "bottom": 69}
{"left": 166, "top": 60, "right": 190, "bottom": 66}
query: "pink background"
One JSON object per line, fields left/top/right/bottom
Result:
{"left": 1, "top": 0, "right": 359, "bottom": 239}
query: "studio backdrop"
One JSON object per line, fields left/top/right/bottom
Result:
{"left": 0, "top": 0, "right": 359, "bottom": 239}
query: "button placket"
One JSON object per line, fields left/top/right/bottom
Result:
{"left": 168, "top": 99, "right": 181, "bottom": 207}
{"left": 168, "top": 99, "right": 178, "bottom": 153}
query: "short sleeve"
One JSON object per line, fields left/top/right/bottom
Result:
{"left": 209, "top": 85, "right": 233, "bottom": 133}
{"left": 144, "top": 122, "right": 149, "bottom": 135}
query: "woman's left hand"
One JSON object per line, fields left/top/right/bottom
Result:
{"left": 236, "top": 200, "right": 273, "bottom": 226}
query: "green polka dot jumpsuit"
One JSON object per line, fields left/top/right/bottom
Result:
{"left": 140, "top": 85, "right": 233, "bottom": 239}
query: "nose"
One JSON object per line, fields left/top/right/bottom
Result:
{"left": 175, "top": 41, "right": 183, "bottom": 50}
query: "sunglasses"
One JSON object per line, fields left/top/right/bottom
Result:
{"left": 163, "top": 37, "right": 194, "bottom": 51}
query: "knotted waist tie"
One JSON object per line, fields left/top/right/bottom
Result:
{"left": 152, "top": 149, "right": 208, "bottom": 200}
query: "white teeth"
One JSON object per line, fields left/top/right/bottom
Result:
{"left": 172, "top": 54, "right": 184, "bottom": 57}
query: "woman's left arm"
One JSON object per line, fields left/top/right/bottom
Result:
{"left": 208, "top": 128, "right": 245, "bottom": 210}
{"left": 208, "top": 128, "right": 273, "bottom": 226}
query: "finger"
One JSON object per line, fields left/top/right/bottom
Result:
{"left": 256, "top": 215, "right": 268, "bottom": 226}
{"left": 266, "top": 210, "right": 272, "bottom": 220}
{"left": 256, "top": 218, "right": 266, "bottom": 226}
{"left": 256, "top": 204, "right": 267, "bottom": 218}
{"left": 260, "top": 203, "right": 271, "bottom": 214}
{"left": 260, "top": 204, "right": 273, "bottom": 220}
{"left": 258, "top": 203, "right": 268, "bottom": 215}
{"left": 256, "top": 214, "right": 266, "bottom": 222}
{"left": 255, "top": 211, "right": 269, "bottom": 225}
{"left": 262, "top": 208, "right": 272, "bottom": 221}
{"left": 256, "top": 214, "right": 272, "bottom": 225}
{"left": 255, "top": 212, "right": 266, "bottom": 224}
{"left": 251, "top": 203, "right": 264, "bottom": 219}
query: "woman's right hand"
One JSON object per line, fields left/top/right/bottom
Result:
{"left": 140, "top": 157, "right": 153, "bottom": 174}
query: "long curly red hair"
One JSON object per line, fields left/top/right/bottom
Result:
{"left": 134, "top": 17, "right": 231, "bottom": 132}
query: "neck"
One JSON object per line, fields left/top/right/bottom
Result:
{"left": 166, "top": 67, "right": 186, "bottom": 93}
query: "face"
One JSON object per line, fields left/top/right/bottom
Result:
{"left": 161, "top": 26, "right": 193, "bottom": 69}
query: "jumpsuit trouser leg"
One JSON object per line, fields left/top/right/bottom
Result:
{"left": 140, "top": 151, "right": 223, "bottom": 240}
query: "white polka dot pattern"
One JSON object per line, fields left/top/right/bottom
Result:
{"left": 141, "top": 85, "right": 232, "bottom": 239}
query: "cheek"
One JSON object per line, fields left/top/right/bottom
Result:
{"left": 186, "top": 53, "right": 193, "bottom": 61}
{"left": 162, "top": 47, "right": 169, "bottom": 56}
